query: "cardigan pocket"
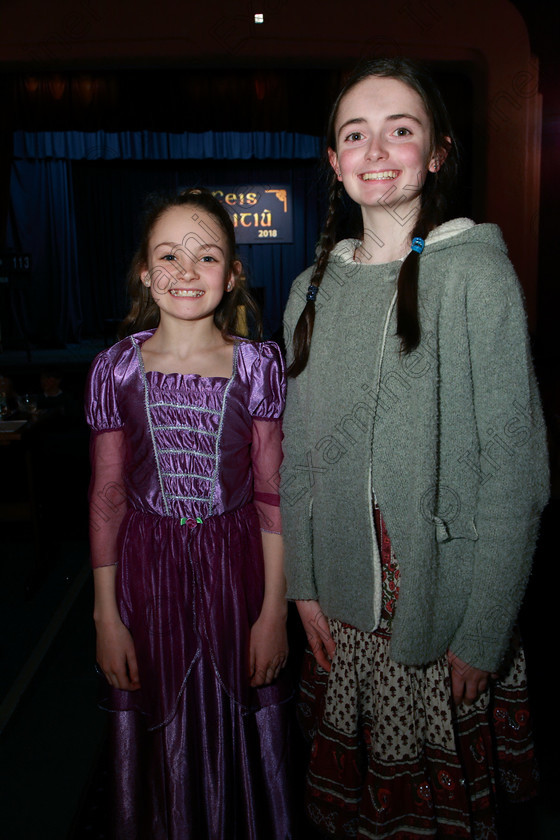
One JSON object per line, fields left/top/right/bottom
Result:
{"left": 432, "top": 515, "right": 479, "bottom": 544}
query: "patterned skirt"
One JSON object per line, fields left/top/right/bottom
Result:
{"left": 298, "top": 515, "right": 537, "bottom": 839}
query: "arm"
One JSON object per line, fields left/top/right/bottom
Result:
{"left": 247, "top": 347, "right": 290, "bottom": 687}
{"left": 89, "top": 429, "right": 140, "bottom": 691}
{"left": 446, "top": 650, "right": 499, "bottom": 706}
{"left": 94, "top": 565, "right": 140, "bottom": 691}
{"left": 296, "top": 599, "right": 336, "bottom": 672}
{"left": 448, "top": 248, "right": 549, "bottom": 672}
{"left": 249, "top": 414, "right": 289, "bottom": 686}
{"left": 249, "top": 531, "right": 289, "bottom": 687}
{"left": 280, "top": 278, "right": 338, "bottom": 668}
{"left": 280, "top": 275, "right": 320, "bottom": 602}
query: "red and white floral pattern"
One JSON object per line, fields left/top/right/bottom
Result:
{"left": 298, "top": 510, "right": 537, "bottom": 839}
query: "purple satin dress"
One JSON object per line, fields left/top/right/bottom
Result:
{"left": 86, "top": 332, "right": 293, "bottom": 840}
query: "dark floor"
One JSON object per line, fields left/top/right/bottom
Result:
{"left": 0, "top": 539, "right": 106, "bottom": 840}
{"left": 1, "top": 512, "right": 559, "bottom": 840}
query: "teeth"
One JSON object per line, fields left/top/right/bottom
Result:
{"left": 362, "top": 171, "right": 398, "bottom": 181}
{"left": 169, "top": 289, "right": 204, "bottom": 297}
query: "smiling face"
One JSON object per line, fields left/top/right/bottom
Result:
{"left": 328, "top": 75, "right": 441, "bottom": 220}
{"left": 140, "top": 205, "right": 234, "bottom": 326}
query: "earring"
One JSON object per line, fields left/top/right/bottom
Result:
{"left": 430, "top": 159, "right": 439, "bottom": 173}
{"left": 226, "top": 281, "right": 233, "bottom": 292}
{"left": 143, "top": 277, "right": 151, "bottom": 287}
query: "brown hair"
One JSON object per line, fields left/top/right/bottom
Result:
{"left": 288, "top": 57, "right": 458, "bottom": 377}
{"left": 119, "top": 188, "right": 261, "bottom": 340}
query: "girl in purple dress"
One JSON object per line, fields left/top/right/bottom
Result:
{"left": 86, "top": 188, "right": 292, "bottom": 839}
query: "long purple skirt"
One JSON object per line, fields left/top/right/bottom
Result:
{"left": 101, "top": 503, "right": 293, "bottom": 840}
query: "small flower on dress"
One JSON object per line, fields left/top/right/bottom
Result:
{"left": 469, "top": 736, "right": 486, "bottom": 763}
{"left": 493, "top": 705, "right": 521, "bottom": 731}
{"left": 473, "top": 820, "right": 495, "bottom": 840}
{"left": 437, "top": 770, "right": 456, "bottom": 791}
{"left": 378, "top": 788, "right": 391, "bottom": 807}
{"left": 370, "top": 786, "right": 392, "bottom": 812}
{"left": 515, "top": 708, "right": 529, "bottom": 726}
{"left": 499, "top": 768, "right": 521, "bottom": 795}
{"left": 345, "top": 817, "right": 359, "bottom": 835}
{"left": 417, "top": 782, "right": 432, "bottom": 802}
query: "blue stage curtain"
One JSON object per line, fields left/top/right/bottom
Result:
{"left": 12, "top": 130, "right": 322, "bottom": 162}
{"left": 7, "top": 132, "right": 323, "bottom": 345}
{"left": 7, "top": 159, "right": 81, "bottom": 345}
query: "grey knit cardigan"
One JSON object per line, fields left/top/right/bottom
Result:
{"left": 281, "top": 221, "right": 549, "bottom": 672}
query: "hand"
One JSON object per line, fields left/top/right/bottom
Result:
{"left": 95, "top": 617, "right": 141, "bottom": 691}
{"left": 296, "top": 600, "right": 336, "bottom": 672}
{"left": 447, "top": 649, "right": 496, "bottom": 706}
{"left": 249, "top": 610, "right": 289, "bottom": 687}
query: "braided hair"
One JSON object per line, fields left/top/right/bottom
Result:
{"left": 288, "top": 58, "right": 458, "bottom": 377}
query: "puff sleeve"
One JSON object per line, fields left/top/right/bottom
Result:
{"left": 85, "top": 351, "right": 128, "bottom": 568}
{"left": 248, "top": 342, "right": 286, "bottom": 534}
{"left": 85, "top": 351, "right": 124, "bottom": 433}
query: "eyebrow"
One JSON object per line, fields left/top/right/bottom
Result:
{"left": 337, "top": 117, "right": 367, "bottom": 137}
{"left": 153, "top": 241, "right": 224, "bottom": 253}
{"left": 386, "top": 113, "right": 423, "bottom": 125}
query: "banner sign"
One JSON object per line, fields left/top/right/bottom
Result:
{"left": 209, "top": 185, "right": 293, "bottom": 244}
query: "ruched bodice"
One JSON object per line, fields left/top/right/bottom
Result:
{"left": 86, "top": 331, "right": 285, "bottom": 524}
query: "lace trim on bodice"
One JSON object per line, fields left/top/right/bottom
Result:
{"left": 132, "top": 337, "right": 239, "bottom": 518}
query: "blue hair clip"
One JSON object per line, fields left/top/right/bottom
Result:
{"left": 411, "top": 237, "right": 425, "bottom": 255}
{"left": 306, "top": 284, "right": 318, "bottom": 303}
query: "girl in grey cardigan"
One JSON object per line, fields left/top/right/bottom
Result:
{"left": 281, "top": 58, "right": 549, "bottom": 839}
